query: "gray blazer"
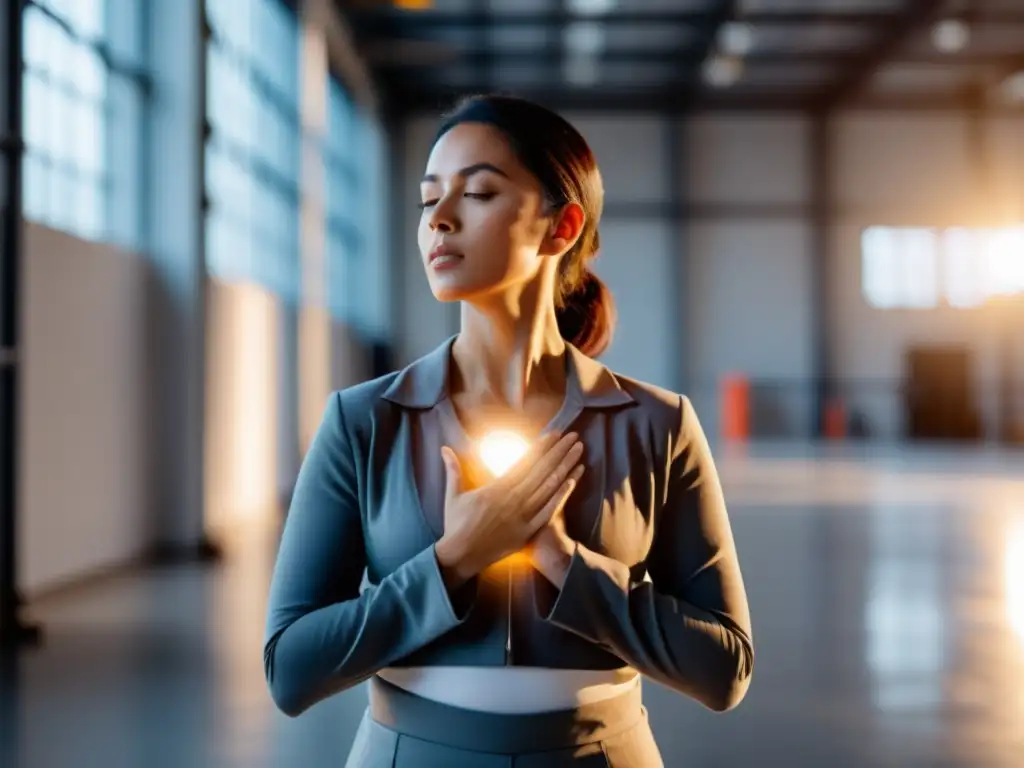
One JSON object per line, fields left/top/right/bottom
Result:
{"left": 263, "top": 336, "right": 754, "bottom": 717}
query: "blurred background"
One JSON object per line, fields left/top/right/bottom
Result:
{"left": 1, "top": 0, "right": 1023, "bottom": 765}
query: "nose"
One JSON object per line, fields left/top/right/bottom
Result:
{"left": 428, "top": 194, "right": 458, "bottom": 233}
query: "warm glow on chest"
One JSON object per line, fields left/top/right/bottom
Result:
{"left": 477, "top": 430, "right": 530, "bottom": 477}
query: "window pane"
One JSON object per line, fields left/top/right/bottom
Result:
{"left": 71, "top": 100, "right": 105, "bottom": 175}
{"left": 942, "top": 228, "right": 986, "bottom": 308}
{"left": 21, "top": 0, "right": 136, "bottom": 247}
{"left": 205, "top": 0, "right": 301, "bottom": 300}
{"left": 68, "top": 44, "right": 105, "bottom": 101}
{"left": 22, "top": 6, "right": 51, "bottom": 69}
{"left": 983, "top": 228, "right": 1024, "bottom": 299}
{"left": 897, "top": 229, "right": 939, "bottom": 309}
{"left": 22, "top": 153, "right": 50, "bottom": 223}
{"left": 862, "top": 227, "right": 900, "bottom": 308}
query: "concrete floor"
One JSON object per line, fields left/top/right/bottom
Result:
{"left": 3, "top": 443, "right": 1024, "bottom": 767}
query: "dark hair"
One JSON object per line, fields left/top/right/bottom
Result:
{"left": 434, "top": 94, "right": 616, "bottom": 358}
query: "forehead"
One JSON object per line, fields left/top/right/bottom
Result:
{"left": 424, "top": 122, "right": 522, "bottom": 178}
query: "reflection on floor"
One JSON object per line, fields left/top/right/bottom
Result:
{"left": 3, "top": 443, "right": 1024, "bottom": 767}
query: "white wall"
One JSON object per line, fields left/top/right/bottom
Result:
{"left": 19, "top": 222, "right": 152, "bottom": 593}
{"left": 566, "top": 115, "right": 680, "bottom": 393}
{"left": 686, "top": 114, "right": 815, "bottom": 439}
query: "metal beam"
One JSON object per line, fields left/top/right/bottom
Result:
{"left": 387, "top": 81, "right": 1024, "bottom": 116}
{"left": 388, "top": 85, "right": 822, "bottom": 115}
{"left": 809, "top": 109, "right": 832, "bottom": 439}
{"left": 0, "top": 0, "right": 41, "bottom": 652}
{"left": 822, "top": 0, "right": 947, "bottom": 108}
{"left": 364, "top": 46, "right": 1024, "bottom": 70}
{"left": 343, "top": 8, "right": 1024, "bottom": 30}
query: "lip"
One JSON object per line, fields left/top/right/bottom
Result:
{"left": 429, "top": 244, "right": 463, "bottom": 266}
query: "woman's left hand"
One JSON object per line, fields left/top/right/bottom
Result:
{"left": 525, "top": 504, "right": 577, "bottom": 589}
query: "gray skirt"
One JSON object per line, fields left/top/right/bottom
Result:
{"left": 344, "top": 675, "right": 663, "bottom": 767}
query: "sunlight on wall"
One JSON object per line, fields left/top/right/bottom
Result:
{"left": 205, "top": 280, "right": 281, "bottom": 532}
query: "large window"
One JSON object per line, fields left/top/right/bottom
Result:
{"left": 324, "top": 77, "right": 361, "bottom": 322}
{"left": 205, "top": 0, "right": 301, "bottom": 302}
{"left": 324, "top": 76, "right": 388, "bottom": 336}
{"left": 21, "top": 0, "right": 147, "bottom": 249}
{"left": 861, "top": 225, "right": 1024, "bottom": 309}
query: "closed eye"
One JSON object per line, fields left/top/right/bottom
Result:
{"left": 418, "top": 192, "right": 495, "bottom": 210}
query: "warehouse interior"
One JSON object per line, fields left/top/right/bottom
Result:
{"left": 1, "top": 0, "right": 1023, "bottom": 765}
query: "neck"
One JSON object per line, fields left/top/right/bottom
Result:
{"left": 451, "top": 280, "right": 566, "bottom": 409}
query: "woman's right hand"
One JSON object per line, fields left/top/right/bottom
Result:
{"left": 434, "top": 432, "right": 585, "bottom": 587}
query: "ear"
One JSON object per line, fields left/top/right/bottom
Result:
{"left": 541, "top": 202, "right": 585, "bottom": 258}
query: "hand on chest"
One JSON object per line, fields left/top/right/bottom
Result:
{"left": 366, "top": 407, "right": 658, "bottom": 577}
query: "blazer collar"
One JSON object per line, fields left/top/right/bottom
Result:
{"left": 381, "top": 335, "right": 635, "bottom": 409}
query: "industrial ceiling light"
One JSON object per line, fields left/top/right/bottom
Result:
{"left": 718, "top": 21, "right": 755, "bottom": 57}
{"left": 566, "top": 0, "right": 616, "bottom": 15}
{"left": 564, "top": 21, "right": 605, "bottom": 56}
{"left": 999, "top": 71, "right": 1024, "bottom": 103}
{"left": 702, "top": 54, "right": 743, "bottom": 88}
{"left": 931, "top": 19, "right": 970, "bottom": 53}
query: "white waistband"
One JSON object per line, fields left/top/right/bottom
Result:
{"left": 376, "top": 666, "right": 640, "bottom": 714}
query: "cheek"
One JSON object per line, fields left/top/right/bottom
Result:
{"left": 416, "top": 214, "right": 432, "bottom": 255}
{"left": 486, "top": 202, "right": 542, "bottom": 248}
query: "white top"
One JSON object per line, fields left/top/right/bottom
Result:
{"left": 377, "top": 666, "right": 640, "bottom": 714}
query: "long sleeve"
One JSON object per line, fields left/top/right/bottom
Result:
{"left": 543, "top": 395, "right": 754, "bottom": 712}
{"left": 262, "top": 392, "right": 471, "bottom": 717}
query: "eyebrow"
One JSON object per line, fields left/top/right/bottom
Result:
{"left": 421, "top": 162, "right": 509, "bottom": 184}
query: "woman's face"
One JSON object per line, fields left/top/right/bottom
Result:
{"left": 418, "top": 122, "right": 558, "bottom": 303}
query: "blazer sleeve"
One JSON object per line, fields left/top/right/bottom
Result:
{"left": 263, "top": 392, "right": 473, "bottom": 717}
{"left": 543, "top": 395, "right": 754, "bottom": 712}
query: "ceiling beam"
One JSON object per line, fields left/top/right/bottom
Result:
{"left": 342, "top": 8, "right": 1024, "bottom": 30}
{"left": 380, "top": 79, "right": 1024, "bottom": 118}
{"left": 821, "top": 0, "right": 947, "bottom": 108}
{"left": 362, "top": 45, "right": 1024, "bottom": 70}
{"left": 386, "top": 84, "right": 818, "bottom": 114}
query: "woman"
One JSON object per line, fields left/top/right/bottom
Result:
{"left": 263, "top": 95, "right": 754, "bottom": 766}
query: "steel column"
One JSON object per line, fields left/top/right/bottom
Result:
{"left": 0, "top": 0, "right": 40, "bottom": 651}
{"left": 809, "top": 109, "right": 833, "bottom": 439}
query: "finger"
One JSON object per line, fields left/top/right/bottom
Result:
{"left": 506, "top": 432, "right": 581, "bottom": 497}
{"left": 441, "top": 446, "right": 463, "bottom": 498}
{"left": 523, "top": 459, "right": 584, "bottom": 517}
{"left": 518, "top": 439, "right": 583, "bottom": 513}
{"left": 524, "top": 474, "right": 581, "bottom": 537}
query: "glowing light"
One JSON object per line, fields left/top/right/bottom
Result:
{"left": 477, "top": 431, "right": 529, "bottom": 478}
{"left": 931, "top": 19, "right": 970, "bottom": 53}
{"left": 702, "top": 54, "right": 743, "bottom": 88}
{"left": 718, "top": 22, "right": 755, "bottom": 56}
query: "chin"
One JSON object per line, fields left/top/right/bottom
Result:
{"left": 426, "top": 272, "right": 499, "bottom": 304}
{"left": 429, "top": 286, "right": 466, "bottom": 303}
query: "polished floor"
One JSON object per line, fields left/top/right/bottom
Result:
{"left": 3, "top": 442, "right": 1024, "bottom": 767}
